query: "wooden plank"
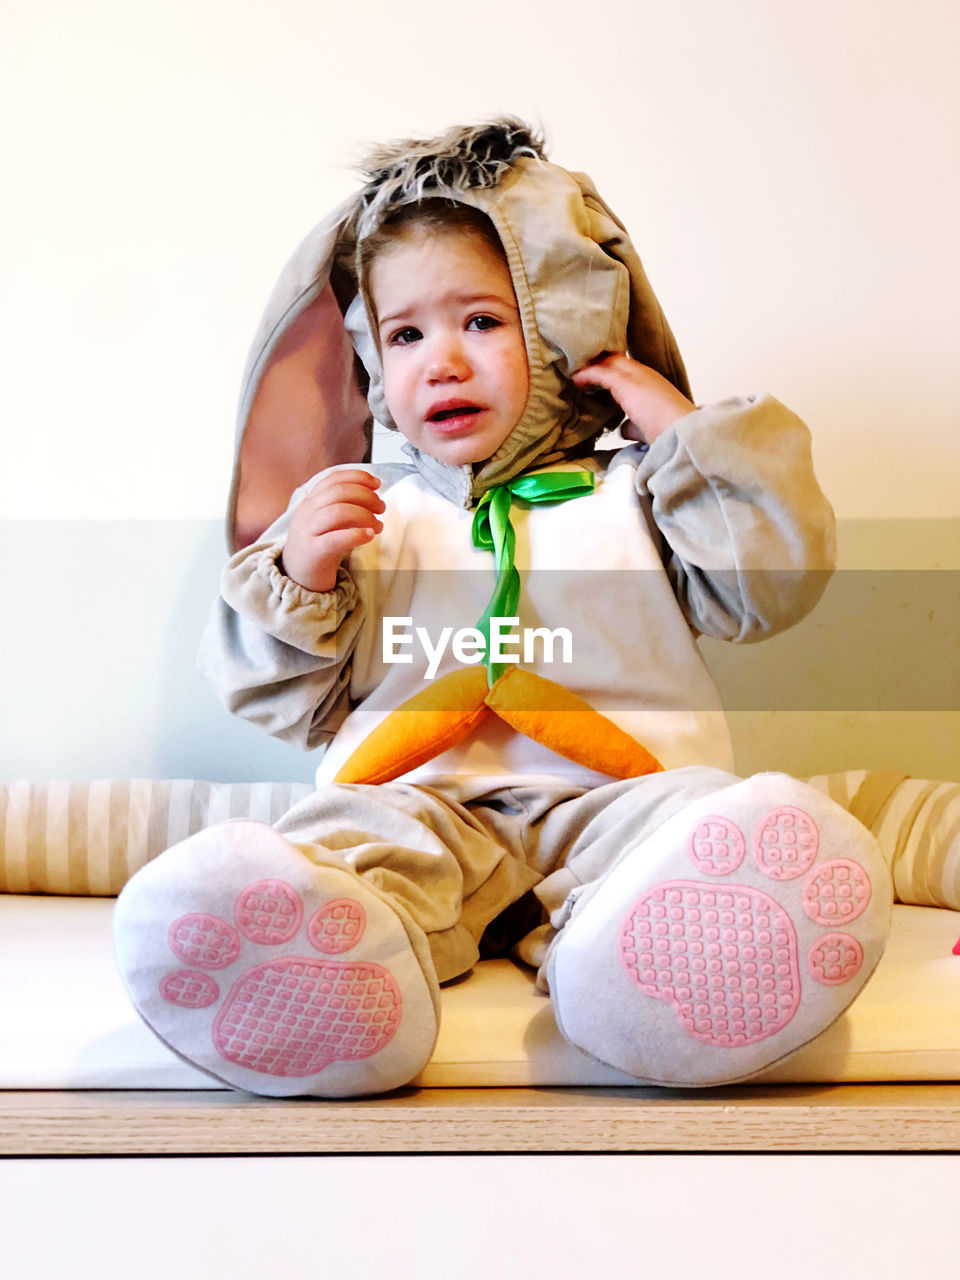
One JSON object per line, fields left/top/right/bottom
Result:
{"left": 3, "top": 1084, "right": 960, "bottom": 1154}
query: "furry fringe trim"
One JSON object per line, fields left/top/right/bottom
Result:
{"left": 353, "top": 117, "right": 545, "bottom": 236}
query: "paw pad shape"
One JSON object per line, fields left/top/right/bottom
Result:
{"left": 619, "top": 806, "right": 873, "bottom": 1048}
{"left": 808, "top": 932, "right": 863, "bottom": 985}
{"left": 158, "top": 880, "right": 401, "bottom": 1078}
{"left": 802, "top": 860, "right": 872, "bottom": 925}
{"left": 618, "top": 880, "right": 800, "bottom": 1045}
{"left": 689, "top": 817, "right": 745, "bottom": 875}
{"left": 753, "top": 806, "right": 818, "bottom": 879}
{"left": 235, "top": 879, "right": 302, "bottom": 945}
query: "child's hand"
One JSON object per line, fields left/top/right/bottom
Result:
{"left": 280, "top": 470, "right": 384, "bottom": 593}
{"left": 571, "top": 353, "right": 694, "bottom": 444}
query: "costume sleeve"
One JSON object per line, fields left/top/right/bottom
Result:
{"left": 197, "top": 499, "right": 366, "bottom": 751}
{"left": 634, "top": 393, "right": 836, "bottom": 642}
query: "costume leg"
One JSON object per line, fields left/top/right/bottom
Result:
{"left": 540, "top": 770, "right": 893, "bottom": 1087}
{"left": 272, "top": 781, "right": 543, "bottom": 982}
{"left": 114, "top": 781, "right": 539, "bottom": 1097}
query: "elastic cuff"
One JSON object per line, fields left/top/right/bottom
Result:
{"left": 258, "top": 547, "right": 358, "bottom": 619}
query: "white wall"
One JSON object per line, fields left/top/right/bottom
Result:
{"left": 2, "top": 0, "right": 958, "bottom": 780}
{"left": 3, "top": 0, "right": 958, "bottom": 522}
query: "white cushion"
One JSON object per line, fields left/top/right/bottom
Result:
{"left": 1, "top": 896, "right": 958, "bottom": 1088}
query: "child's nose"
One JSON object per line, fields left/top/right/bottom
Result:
{"left": 425, "top": 334, "right": 470, "bottom": 382}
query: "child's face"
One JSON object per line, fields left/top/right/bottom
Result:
{"left": 369, "top": 228, "right": 529, "bottom": 466}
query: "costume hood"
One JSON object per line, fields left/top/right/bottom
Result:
{"left": 228, "top": 120, "right": 690, "bottom": 551}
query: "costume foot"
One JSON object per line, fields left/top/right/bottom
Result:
{"left": 114, "top": 821, "right": 440, "bottom": 1096}
{"left": 546, "top": 774, "right": 892, "bottom": 1086}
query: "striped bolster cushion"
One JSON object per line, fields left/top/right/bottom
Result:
{"left": 2, "top": 773, "right": 959, "bottom": 906}
{"left": 0, "top": 780, "right": 313, "bottom": 896}
{"left": 805, "top": 771, "right": 960, "bottom": 911}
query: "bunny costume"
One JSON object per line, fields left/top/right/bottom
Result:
{"left": 114, "top": 122, "right": 891, "bottom": 1096}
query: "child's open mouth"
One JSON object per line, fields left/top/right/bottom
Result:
{"left": 431, "top": 407, "right": 480, "bottom": 421}
{"left": 426, "top": 402, "right": 486, "bottom": 433}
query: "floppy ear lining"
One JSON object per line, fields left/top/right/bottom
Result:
{"left": 229, "top": 282, "right": 372, "bottom": 553}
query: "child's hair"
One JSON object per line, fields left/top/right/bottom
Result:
{"left": 357, "top": 198, "right": 506, "bottom": 280}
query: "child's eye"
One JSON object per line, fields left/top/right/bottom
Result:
{"left": 466, "top": 315, "right": 502, "bottom": 332}
{"left": 388, "top": 326, "right": 422, "bottom": 346}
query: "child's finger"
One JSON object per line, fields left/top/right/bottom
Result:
{"left": 572, "top": 352, "right": 639, "bottom": 388}
{"left": 323, "top": 482, "right": 386, "bottom": 512}
{"left": 304, "top": 480, "right": 385, "bottom": 519}
{"left": 311, "top": 471, "right": 382, "bottom": 496}
{"left": 308, "top": 469, "right": 382, "bottom": 503}
{"left": 571, "top": 366, "right": 613, "bottom": 390}
{"left": 308, "top": 502, "right": 384, "bottom": 538}
{"left": 317, "top": 468, "right": 381, "bottom": 488}
{"left": 317, "top": 525, "right": 379, "bottom": 562}
{"left": 571, "top": 363, "right": 621, "bottom": 395}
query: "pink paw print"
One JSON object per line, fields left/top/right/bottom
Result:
{"left": 619, "top": 807, "right": 873, "bottom": 1048}
{"left": 158, "top": 879, "right": 402, "bottom": 1078}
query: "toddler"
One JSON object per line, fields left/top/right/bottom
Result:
{"left": 114, "top": 121, "right": 892, "bottom": 1096}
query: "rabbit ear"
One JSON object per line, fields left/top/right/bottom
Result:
{"left": 576, "top": 178, "right": 692, "bottom": 400}
{"left": 228, "top": 284, "right": 370, "bottom": 552}
{"left": 226, "top": 197, "right": 371, "bottom": 553}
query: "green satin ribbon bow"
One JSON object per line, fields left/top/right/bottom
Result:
{"left": 471, "top": 469, "right": 595, "bottom": 684}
